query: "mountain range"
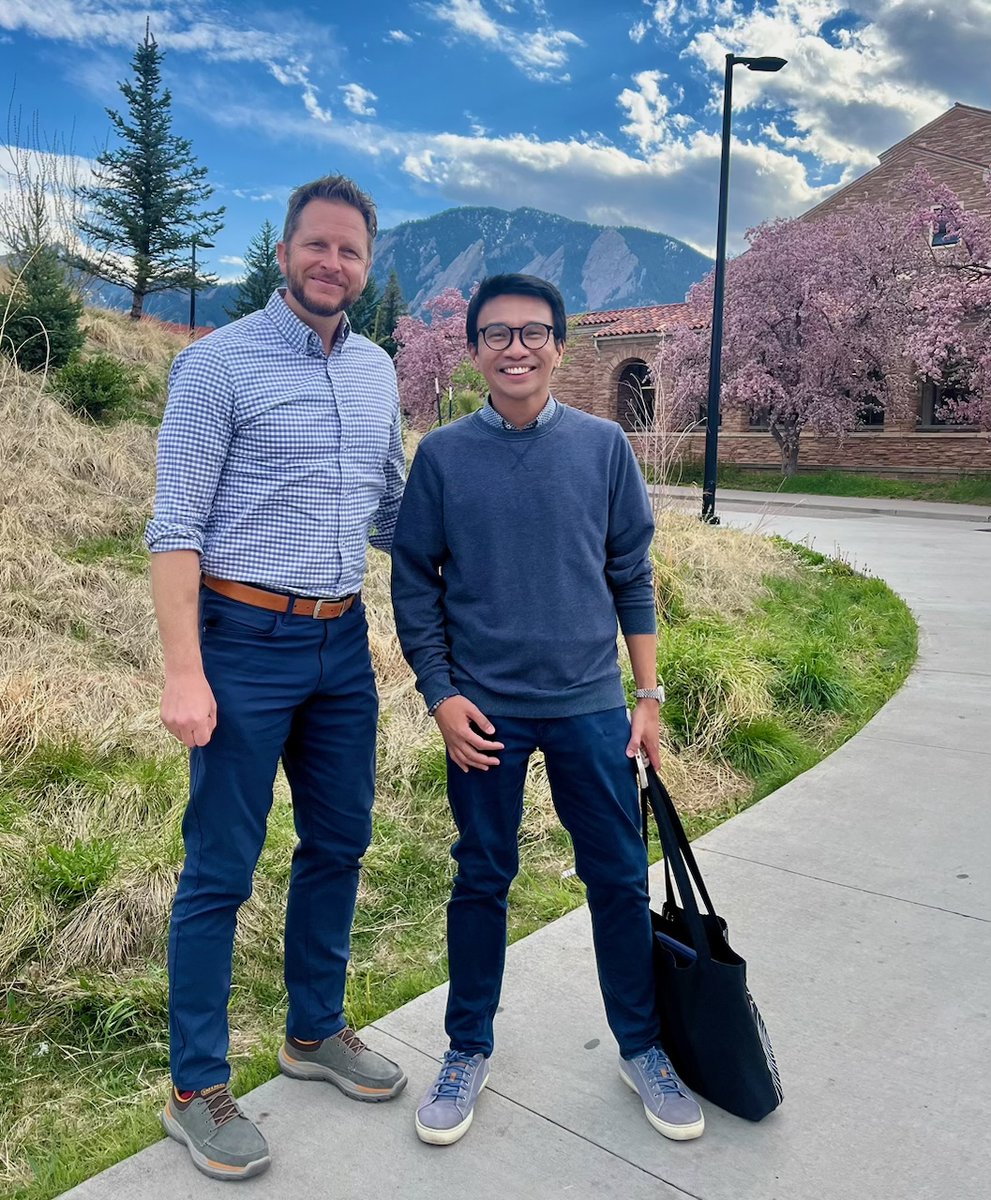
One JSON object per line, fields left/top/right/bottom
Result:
{"left": 85, "top": 205, "right": 712, "bottom": 328}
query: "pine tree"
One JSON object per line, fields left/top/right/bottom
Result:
{"left": 0, "top": 183, "right": 83, "bottom": 372}
{"left": 372, "top": 270, "right": 408, "bottom": 356}
{"left": 76, "top": 22, "right": 224, "bottom": 320}
{"left": 347, "top": 275, "right": 380, "bottom": 336}
{"left": 225, "top": 221, "right": 283, "bottom": 320}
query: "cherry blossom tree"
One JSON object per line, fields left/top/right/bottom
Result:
{"left": 900, "top": 166, "right": 991, "bottom": 426}
{"left": 663, "top": 205, "right": 921, "bottom": 475}
{"left": 395, "top": 288, "right": 482, "bottom": 430}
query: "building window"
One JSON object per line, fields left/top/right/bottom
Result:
{"left": 919, "top": 377, "right": 972, "bottom": 429}
{"left": 616, "top": 361, "right": 655, "bottom": 431}
{"left": 749, "top": 407, "right": 770, "bottom": 430}
{"left": 855, "top": 371, "right": 885, "bottom": 429}
{"left": 856, "top": 403, "right": 885, "bottom": 429}
{"left": 931, "top": 207, "right": 960, "bottom": 248}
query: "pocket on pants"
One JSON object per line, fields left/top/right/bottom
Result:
{"left": 200, "top": 592, "right": 282, "bottom": 638}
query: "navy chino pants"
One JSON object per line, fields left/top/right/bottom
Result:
{"left": 168, "top": 588, "right": 378, "bottom": 1090}
{"left": 444, "top": 706, "right": 660, "bottom": 1060}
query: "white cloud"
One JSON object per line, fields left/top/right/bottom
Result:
{"left": 219, "top": 255, "right": 245, "bottom": 266}
{"left": 618, "top": 71, "right": 678, "bottom": 154}
{"left": 269, "top": 61, "right": 333, "bottom": 123}
{"left": 683, "top": 0, "right": 977, "bottom": 176}
{"left": 0, "top": 2, "right": 343, "bottom": 126}
{"left": 340, "top": 83, "right": 378, "bottom": 118}
{"left": 397, "top": 126, "right": 823, "bottom": 256}
{"left": 385, "top": 29, "right": 413, "bottom": 43}
{"left": 465, "top": 110, "right": 488, "bottom": 137}
{"left": 428, "top": 0, "right": 583, "bottom": 81}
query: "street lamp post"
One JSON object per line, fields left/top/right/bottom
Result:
{"left": 701, "top": 53, "right": 787, "bottom": 524}
{"left": 189, "top": 236, "right": 214, "bottom": 335}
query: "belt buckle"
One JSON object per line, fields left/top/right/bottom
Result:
{"left": 313, "top": 598, "right": 336, "bottom": 619}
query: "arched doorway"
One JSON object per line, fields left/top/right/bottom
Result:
{"left": 616, "top": 360, "right": 655, "bottom": 430}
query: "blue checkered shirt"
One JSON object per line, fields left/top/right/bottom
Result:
{"left": 145, "top": 290, "right": 406, "bottom": 596}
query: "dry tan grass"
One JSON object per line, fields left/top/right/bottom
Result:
{"left": 0, "top": 362, "right": 164, "bottom": 763}
{"left": 80, "top": 308, "right": 185, "bottom": 373}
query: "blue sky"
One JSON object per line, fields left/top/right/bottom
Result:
{"left": 1, "top": 1, "right": 989, "bottom": 280}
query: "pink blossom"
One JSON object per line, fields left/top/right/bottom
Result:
{"left": 663, "top": 171, "right": 990, "bottom": 473}
{"left": 394, "top": 288, "right": 474, "bottom": 431}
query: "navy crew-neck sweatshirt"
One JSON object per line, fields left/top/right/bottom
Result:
{"left": 390, "top": 404, "right": 656, "bottom": 718}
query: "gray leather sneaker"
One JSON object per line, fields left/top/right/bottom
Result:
{"left": 161, "top": 1083, "right": 271, "bottom": 1181}
{"left": 415, "top": 1050, "right": 490, "bottom": 1146}
{"left": 620, "top": 1048, "right": 705, "bottom": 1140}
{"left": 278, "top": 1028, "right": 407, "bottom": 1101}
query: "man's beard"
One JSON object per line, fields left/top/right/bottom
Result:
{"left": 284, "top": 258, "right": 361, "bottom": 319}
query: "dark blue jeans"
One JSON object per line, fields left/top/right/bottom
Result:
{"left": 444, "top": 706, "right": 659, "bottom": 1060}
{"left": 168, "top": 589, "right": 378, "bottom": 1090}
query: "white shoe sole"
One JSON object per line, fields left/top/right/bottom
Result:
{"left": 161, "top": 1106, "right": 271, "bottom": 1181}
{"left": 415, "top": 1074, "right": 489, "bottom": 1146}
{"left": 619, "top": 1067, "right": 705, "bottom": 1141}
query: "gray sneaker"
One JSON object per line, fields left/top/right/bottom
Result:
{"left": 415, "top": 1050, "right": 490, "bottom": 1146}
{"left": 620, "top": 1048, "right": 705, "bottom": 1140}
{"left": 161, "top": 1083, "right": 271, "bottom": 1181}
{"left": 278, "top": 1028, "right": 407, "bottom": 1101}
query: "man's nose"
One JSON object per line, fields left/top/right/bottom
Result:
{"left": 317, "top": 246, "right": 342, "bottom": 272}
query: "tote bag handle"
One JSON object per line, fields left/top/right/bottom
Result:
{"left": 636, "top": 754, "right": 716, "bottom": 963}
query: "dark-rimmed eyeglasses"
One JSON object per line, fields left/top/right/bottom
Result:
{"left": 477, "top": 322, "right": 554, "bottom": 351}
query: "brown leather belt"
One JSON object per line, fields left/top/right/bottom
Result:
{"left": 202, "top": 575, "right": 358, "bottom": 619}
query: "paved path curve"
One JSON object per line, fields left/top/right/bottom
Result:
{"left": 62, "top": 496, "right": 991, "bottom": 1200}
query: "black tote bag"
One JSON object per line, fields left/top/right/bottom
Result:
{"left": 637, "top": 757, "right": 783, "bottom": 1121}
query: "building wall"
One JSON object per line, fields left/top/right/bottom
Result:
{"left": 553, "top": 329, "right": 991, "bottom": 477}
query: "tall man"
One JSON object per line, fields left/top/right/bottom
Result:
{"left": 391, "top": 274, "right": 705, "bottom": 1147}
{"left": 146, "top": 175, "right": 407, "bottom": 1182}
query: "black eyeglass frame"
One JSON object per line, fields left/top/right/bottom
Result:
{"left": 477, "top": 322, "right": 555, "bottom": 351}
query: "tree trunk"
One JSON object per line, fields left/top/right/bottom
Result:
{"left": 782, "top": 441, "right": 800, "bottom": 477}
{"left": 769, "top": 421, "right": 801, "bottom": 477}
{"left": 129, "top": 287, "right": 145, "bottom": 321}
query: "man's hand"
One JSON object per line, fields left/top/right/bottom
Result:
{"left": 626, "top": 698, "right": 661, "bottom": 770}
{"left": 161, "top": 669, "right": 218, "bottom": 748}
{"left": 434, "top": 695, "right": 504, "bottom": 773}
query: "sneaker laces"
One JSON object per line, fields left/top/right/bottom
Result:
{"left": 430, "top": 1051, "right": 476, "bottom": 1100}
{"left": 337, "top": 1027, "right": 368, "bottom": 1055}
{"left": 199, "top": 1084, "right": 241, "bottom": 1128}
{"left": 637, "top": 1048, "right": 688, "bottom": 1098}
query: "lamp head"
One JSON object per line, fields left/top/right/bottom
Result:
{"left": 740, "top": 56, "right": 787, "bottom": 72}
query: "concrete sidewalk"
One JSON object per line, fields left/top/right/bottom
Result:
{"left": 656, "top": 482, "right": 991, "bottom": 524}
{"left": 62, "top": 502, "right": 991, "bottom": 1200}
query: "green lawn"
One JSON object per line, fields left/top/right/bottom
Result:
{"left": 669, "top": 463, "right": 991, "bottom": 505}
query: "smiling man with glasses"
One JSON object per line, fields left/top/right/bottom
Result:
{"left": 391, "top": 273, "right": 705, "bottom": 1148}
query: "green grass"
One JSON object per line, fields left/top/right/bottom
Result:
{"left": 61, "top": 528, "right": 149, "bottom": 575}
{"left": 0, "top": 538, "right": 917, "bottom": 1199}
{"left": 653, "top": 540, "right": 915, "bottom": 808}
{"left": 669, "top": 463, "right": 991, "bottom": 505}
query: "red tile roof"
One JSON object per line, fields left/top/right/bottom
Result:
{"left": 572, "top": 302, "right": 700, "bottom": 336}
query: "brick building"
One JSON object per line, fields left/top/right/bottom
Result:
{"left": 552, "top": 103, "right": 991, "bottom": 477}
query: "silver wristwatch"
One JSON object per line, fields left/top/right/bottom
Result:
{"left": 634, "top": 686, "right": 665, "bottom": 702}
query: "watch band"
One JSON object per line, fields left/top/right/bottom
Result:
{"left": 634, "top": 686, "right": 666, "bottom": 702}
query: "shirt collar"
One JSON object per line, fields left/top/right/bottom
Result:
{"left": 479, "top": 394, "right": 557, "bottom": 432}
{"left": 265, "top": 289, "right": 352, "bottom": 358}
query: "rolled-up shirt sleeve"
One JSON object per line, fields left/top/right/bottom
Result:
{"left": 144, "top": 344, "right": 235, "bottom": 554}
